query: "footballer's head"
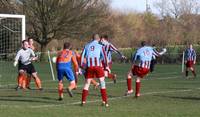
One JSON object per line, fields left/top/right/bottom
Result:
{"left": 28, "top": 37, "right": 34, "bottom": 45}
{"left": 92, "top": 34, "right": 100, "bottom": 41}
{"left": 63, "top": 42, "right": 71, "bottom": 49}
{"left": 141, "top": 41, "right": 146, "bottom": 47}
{"left": 101, "top": 35, "right": 108, "bottom": 40}
{"left": 22, "top": 40, "right": 29, "bottom": 50}
{"left": 189, "top": 44, "right": 193, "bottom": 49}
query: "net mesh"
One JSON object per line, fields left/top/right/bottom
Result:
{"left": 0, "top": 16, "right": 23, "bottom": 87}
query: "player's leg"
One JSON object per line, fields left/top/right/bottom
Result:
{"left": 29, "top": 64, "right": 42, "bottom": 90}
{"left": 99, "top": 77, "right": 108, "bottom": 107}
{"left": 190, "top": 66, "right": 196, "bottom": 77}
{"left": 57, "top": 69, "right": 64, "bottom": 100}
{"left": 26, "top": 75, "right": 32, "bottom": 89}
{"left": 18, "top": 70, "right": 27, "bottom": 89}
{"left": 105, "top": 62, "right": 117, "bottom": 83}
{"left": 134, "top": 67, "right": 149, "bottom": 98}
{"left": 15, "top": 62, "right": 25, "bottom": 90}
{"left": 96, "top": 66, "right": 109, "bottom": 107}
{"left": 125, "top": 69, "right": 133, "bottom": 96}
{"left": 107, "top": 73, "right": 117, "bottom": 84}
{"left": 185, "top": 61, "right": 190, "bottom": 77}
{"left": 16, "top": 73, "right": 23, "bottom": 90}
{"left": 135, "top": 77, "right": 141, "bottom": 97}
{"left": 58, "top": 80, "right": 64, "bottom": 100}
{"left": 65, "top": 69, "right": 77, "bottom": 97}
{"left": 32, "top": 72, "right": 42, "bottom": 90}
{"left": 81, "top": 78, "right": 92, "bottom": 105}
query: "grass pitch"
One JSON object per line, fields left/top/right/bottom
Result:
{"left": 0, "top": 62, "right": 200, "bottom": 117}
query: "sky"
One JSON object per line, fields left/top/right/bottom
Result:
{"left": 110, "top": 0, "right": 159, "bottom": 14}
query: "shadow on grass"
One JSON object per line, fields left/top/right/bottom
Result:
{"left": 0, "top": 97, "right": 61, "bottom": 104}
{"left": 154, "top": 94, "right": 200, "bottom": 101}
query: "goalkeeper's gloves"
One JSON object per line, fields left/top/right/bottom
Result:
{"left": 13, "top": 61, "right": 18, "bottom": 67}
{"left": 159, "top": 48, "right": 167, "bottom": 55}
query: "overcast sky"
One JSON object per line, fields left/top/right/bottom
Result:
{"left": 110, "top": 0, "right": 159, "bottom": 14}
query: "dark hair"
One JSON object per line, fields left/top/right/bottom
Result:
{"left": 63, "top": 42, "right": 71, "bottom": 49}
{"left": 22, "top": 40, "right": 28, "bottom": 44}
{"left": 102, "top": 35, "right": 108, "bottom": 40}
{"left": 27, "top": 37, "right": 33, "bottom": 42}
{"left": 141, "top": 41, "right": 146, "bottom": 46}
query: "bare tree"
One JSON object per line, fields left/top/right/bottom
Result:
{"left": 20, "top": 0, "right": 109, "bottom": 53}
{"left": 154, "top": 0, "right": 200, "bottom": 18}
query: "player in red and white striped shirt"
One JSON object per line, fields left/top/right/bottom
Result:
{"left": 126, "top": 41, "right": 166, "bottom": 97}
{"left": 81, "top": 34, "right": 109, "bottom": 107}
{"left": 100, "top": 35, "right": 126, "bottom": 83}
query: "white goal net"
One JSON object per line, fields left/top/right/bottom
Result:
{"left": 0, "top": 14, "right": 25, "bottom": 87}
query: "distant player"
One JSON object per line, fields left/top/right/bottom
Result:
{"left": 184, "top": 44, "right": 196, "bottom": 78}
{"left": 125, "top": 41, "right": 166, "bottom": 97}
{"left": 81, "top": 34, "right": 109, "bottom": 107}
{"left": 14, "top": 40, "right": 42, "bottom": 90}
{"left": 56, "top": 42, "right": 79, "bottom": 100}
{"left": 100, "top": 35, "right": 126, "bottom": 83}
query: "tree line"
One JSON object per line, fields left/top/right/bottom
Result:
{"left": 1, "top": 0, "right": 200, "bottom": 52}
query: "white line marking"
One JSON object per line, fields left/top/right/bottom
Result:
{"left": 29, "top": 88, "right": 194, "bottom": 108}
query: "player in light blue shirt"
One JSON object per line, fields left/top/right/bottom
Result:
{"left": 81, "top": 34, "right": 109, "bottom": 107}
{"left": 126, "top": 41, "right": 167, "bottom": 97}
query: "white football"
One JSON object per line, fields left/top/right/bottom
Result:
{"left": 163, "top": 48, "right": 167, "bottom": 52}
{"left": 52, "top": 57, "right": 57, "bottom": 63}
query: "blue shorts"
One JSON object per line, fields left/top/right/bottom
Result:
{"left": 57, "top": 68, "right": 75, "bottom": 81}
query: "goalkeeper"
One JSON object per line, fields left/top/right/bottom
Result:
{"left": 14, "top": 40, "right": 42, "bottom": 90}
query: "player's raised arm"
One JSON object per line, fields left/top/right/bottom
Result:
{"left": 109, "top": 43, "right": 126, "bottom": 59}
{"left": 153, "top": 48, "right": 167, "bottom": 57}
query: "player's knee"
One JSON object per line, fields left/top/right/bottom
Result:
{"left": 19, "top": 70, "right": 25, "bottom": 75}
{"left": 127, "top": 74, "right": 132, "bottom": 79}
{"left": 83, "top": 79, "right": 91, "bottom": 90}
{"left": 136, "top": 78, "right": 140, "bottom": 83}
{"left": 100, "top": 80, "right": 106, "bottom": 89}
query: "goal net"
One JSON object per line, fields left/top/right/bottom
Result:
{"left": 0, "top": 14, "right": 25, "bottom": 87}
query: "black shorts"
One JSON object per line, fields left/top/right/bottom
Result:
{"left": 18, "top": 60, "right": 22, "bottom": 70}
{"left": 19, "top": 63, "right": 36, "bottom": 75}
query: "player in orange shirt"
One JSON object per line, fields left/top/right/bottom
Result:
{"left": 56, "top": 42, "right": 79, "bottom": 100}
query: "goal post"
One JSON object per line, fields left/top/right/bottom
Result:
{"left": 0, "top": 14, "right": 26, "bottom": 87}
{"left": 0, "top": 14, "right": 25, "bottom": 41}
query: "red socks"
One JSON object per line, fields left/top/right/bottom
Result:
{"left": 127, "top": 78, "right": 132, "bottom": 91}
{"left": 82, "top": 89, "right": 89, "bottom": 103}
{"left": 135, "top": 79, "right": 141, "bottom": 96}
{"left": 100, "top": 88, "right": 107, "bottom": 103}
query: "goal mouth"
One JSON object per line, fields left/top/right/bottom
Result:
{"left": 0, "top": 14, "right": 26, "bottom": 60}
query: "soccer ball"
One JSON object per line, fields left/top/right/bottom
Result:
{"left": 52, "top": 57, "right": 57, "bottom": 63}
{"left": 163, "top": 48, "right": 167, "bottom": 52}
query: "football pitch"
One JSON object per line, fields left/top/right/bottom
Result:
{"left": 0, "top": 62, "right": 200, "bottom": 117}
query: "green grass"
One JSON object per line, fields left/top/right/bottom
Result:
{"left": 1, "top": 62, "right": 200, "bottom": 117}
